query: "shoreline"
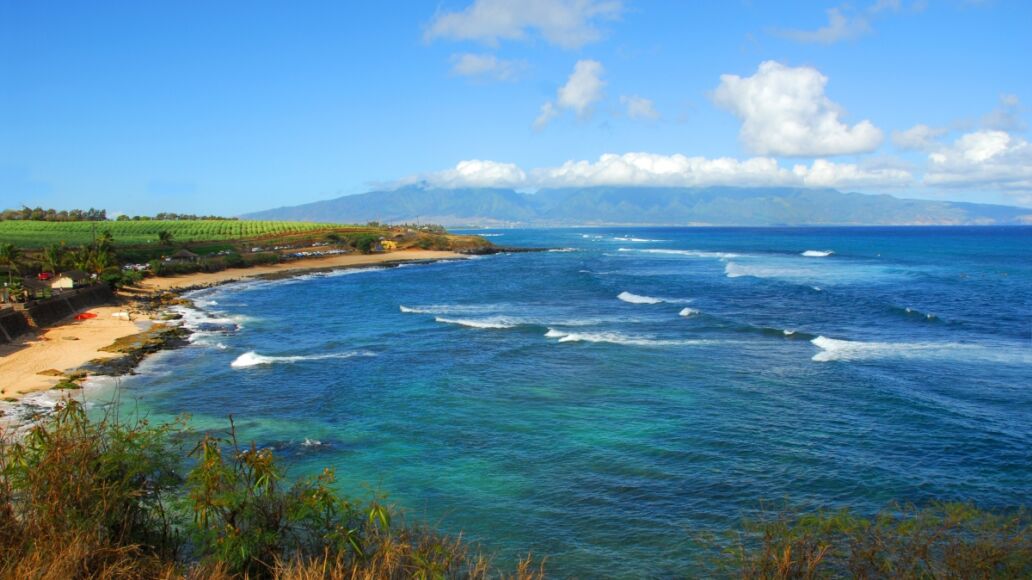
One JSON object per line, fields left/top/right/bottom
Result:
{"left": 0, "top": 250, "right": 470, "bottom": 421}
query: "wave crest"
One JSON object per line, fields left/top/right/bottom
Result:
{"left": 231, "top": 350, "right": 375, "bottom": 369}
{"left": 434, "top": 316, "right": 520, "bottom": 329}
{"left": 617, "top": 291, "right": 663, "bottom": 304}
{"left": 801, "top": 250, "right": 833, "bottom": 257}
{"left": 545, "top": 328, "right": 710, "bottom": 347}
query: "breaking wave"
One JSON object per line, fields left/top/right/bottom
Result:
{"left": 544, "top": 328, "right": 711, "bottom": 347}
{"left": 678, "top": 307, "right": 699, "bottom": 317}
{"left": 434, "top": 316, "right": 521, "bottom": 329}
{"left": 618, "top": 291, "right": 663, "bottom": 304}
{"left": 802, "top": 250, "right": 833, "bottom": 257}
{"left": 619, "top": 248, "right": 739, "bottom": 259}
{"left": 231, "top": 350, "right": 375, "bottom": 369}
{"left": 810, "top": 336, "right": 1031, "bottom": 364}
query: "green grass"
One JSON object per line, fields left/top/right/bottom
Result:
{"left": 0, "top": 220, "right": 365, "bottom": 248}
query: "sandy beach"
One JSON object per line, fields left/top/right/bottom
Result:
{"left": 0, "top": 250, "right": 467, "bottom": 404}
{"left": 0, "top": 306, "right": 149, "bottom": 400}
{"left": 138, "top": 249, "right": 466, "bottom": 291}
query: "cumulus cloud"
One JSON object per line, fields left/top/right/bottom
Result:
{"left": 892, "top": 124, "right": 948, "bottom": 151}
{"left": 620, "top": 95, "right": 659, "bottom": 120}
{"left": 418, "top": 159, "right": 528, "bottom": 188}
{"left": 791, "top": 159, "right": 912, "bottom": 188}
{"left": 450, "top": 53, "right": 525, "bottom": 81}
{"left": 712, "top": 61, "right": 884, "bottom": 157}
{"left": 536, "top": 59, "right": 605, "bottom": 129}
{"left": 925, "top": 130, "right": 1032, "bottom": 195}
{"left": 411, "top": 153, "right": 913, "bottom": 191}
{"left": 425, "top": 0, "right": 622, "bottom": 49}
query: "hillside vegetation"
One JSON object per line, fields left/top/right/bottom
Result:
{"left": 0, "top": 220, "right": 364, "bottom": 248}
{"left": 243, "top": 185, "right": 1032, "bottom": 226}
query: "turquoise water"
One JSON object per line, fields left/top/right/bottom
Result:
{"left": 97, "top": 227, "right": 1031, "bottom": 576}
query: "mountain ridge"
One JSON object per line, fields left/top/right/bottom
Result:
{"left": 242, "top": 186, "right": 1032, "bottom": 226}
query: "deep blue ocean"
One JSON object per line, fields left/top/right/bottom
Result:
{"left": 93, "top": 227, "right": 1030, "bottom": 576}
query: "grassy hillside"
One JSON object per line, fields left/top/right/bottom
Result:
{"left": 0, "top": 220, "right": 352, "bottom": 248}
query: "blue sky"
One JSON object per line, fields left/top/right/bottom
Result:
{"left": 2, "top": 0, "right": 1030, "bottom": 215}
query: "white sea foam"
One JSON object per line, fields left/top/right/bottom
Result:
{"left": 802, "top": 250, "right": 833, "bottom": 257}
{"left": 231, "top": 350, "right": 375, "bottom": 368}
{"left": 679, "top": 307, "right": 699, "bottom": 317}
{"left": 478, "top": 233, "right": 504, "bottom": 237}
{"left": 810, "top": 336, "right": 1031, "bottom": 364}
{"left": 548, "top": 248, "right": 578, "bottom": 252}
{"left": 544, "top": 328, "right": 710, "bottom": 347}
{"left": 783, "top": 329, "right": 796, "bottom": 336}
{"left": 618, "top": 248, "right": 740, "bottom": 259}
{"left": 612, "top": 237, "right": 664, "bottom": 242}
{"left": 302, "top": 438, "right": 324, "bottom": 447}
{"left": 617, "top": 291, "right": 663, "bottom": 304}
{"left": 434, "top": 316, "right": 520, "bottom": 329}
{"left": 400, "top": 303, "right": 503, "bottom": 315}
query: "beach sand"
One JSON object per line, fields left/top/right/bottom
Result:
{"left": 138, "top": 249, "right": 466, "bottom": 291}
{"left": 0, "top": 306, "right": 149, "bottom": 400}
{"left": 0, "top": 250, "right": 467, "bottom": 404}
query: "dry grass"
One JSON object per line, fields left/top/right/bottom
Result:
{"left": 0, "top": 401, "right": 543, "bottom": 579}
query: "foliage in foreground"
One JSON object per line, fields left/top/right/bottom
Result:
{"left": 711, "top": 502, "right": 1032, "bottom": 578}
{"left": 1, "top": 401, "right": 1029, "bottom": 578}
{"left": 0, "top": 402, "right": 542, "bottom": 579}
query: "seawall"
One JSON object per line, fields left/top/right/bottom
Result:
{"left": 0, "top": 285, "right": 115, "bottom": 344}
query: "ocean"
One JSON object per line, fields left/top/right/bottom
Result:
{"left": 91, "top": 227, "right": 1030, "bottom": 576}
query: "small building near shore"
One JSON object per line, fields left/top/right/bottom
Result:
{"left": 21, "top": 277, "right": 51, "bottom": 301}
{"left": 50, "top": 270, "right": 91, "bottom": 290}
{"left": 170, "top": 249, "right": 201, "bottom": 263}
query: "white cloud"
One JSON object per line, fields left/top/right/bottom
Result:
{"left": 776, "top": 7, "right": 871, "bottom": 44}
{"left": 712, "top": 61, "right": 884, "bottom": 157}
{"left": 925, "top": 130, "right": 1032, "bottom": 195}
{"left": 533, "top": 102, "right": 558, "bottom": 130}
{"left": 535, "top": 59, "right": 605, "bottom": 128}
{"left": 774, "top": 0, "right": 904, "bottom": 44}
{"left": 620, "top": 95, "right": 659, "bottom": 120}
{"left": 450, "top": 53, "right": 524, "bottom": 80}
{"left": 557, "top": 60, "right": 605, "bottom": 115}
{"left": 982, "top": 93, "right": 1026, "bottom": 131}
{"left": 412, "top": 153, "right": 913, "bottom": 191}
{"left": 425, "top": 0, "right": 622, "bottom": 49}
{"left": 419, "top": 159, "right": 528, "bottom": 188}
{"left": 792, "top": 159, "right": 912, "bottom": 188}
{"left": 892, "top": 124, "right": 948, "bottom": 151}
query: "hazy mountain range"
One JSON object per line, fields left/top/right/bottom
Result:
{"left": 243, "top": 186, "right": 1032, "bottom": 227}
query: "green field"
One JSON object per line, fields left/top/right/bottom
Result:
{"left": 0, "top": 220, "right": 355, "bottom": 248}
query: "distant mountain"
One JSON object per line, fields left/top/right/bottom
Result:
{"left": 242, "top": 186, "right": 1032, "bottom": 226}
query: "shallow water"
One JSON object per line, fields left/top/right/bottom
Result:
{"left": 97, "top": 227, "right": 1032, "bottom": 576}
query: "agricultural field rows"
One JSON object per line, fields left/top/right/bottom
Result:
{"left": 0, "top": 220, "right": 358, "bottom": 247}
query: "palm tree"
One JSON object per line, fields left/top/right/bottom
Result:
{"left": 0, "top": 243, "right": 21, "bottom": 285}
{"left": 72, "top": 245, "right": 94, "bottom": 272}
{"left": 158, "top": 230, "right": 174, "bottom": 246}
{"left": 41, "top": 243, "right": 64, "bottom": 274}
{"left": 97, "top": 229, "right": 114, "bottom": 253}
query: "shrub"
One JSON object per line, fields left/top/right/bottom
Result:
{"left": 709, "top": 503, "right": 1032, "bottom": 578}
{"left": 0, "top": 402, "right": 544, "bottom": 579}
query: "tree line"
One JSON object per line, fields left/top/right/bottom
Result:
{"left": 1, "top": 206, "right": 238, "bottom": 222}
